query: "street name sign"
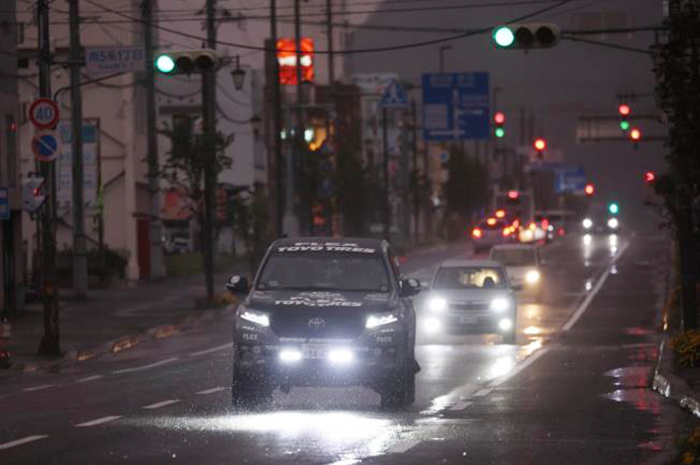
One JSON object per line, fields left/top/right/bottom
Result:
{"left": 86, "top": 46, "right": 146, "bottom": 76}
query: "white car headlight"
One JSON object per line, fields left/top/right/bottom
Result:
{"left": 490, "top": 297, "right": 510, "bottom": 312}
{"left": 366, "top": 313, "right": 398, "bottom": 329}
{"left": 607, "top": 218, "right": 619, "bottom": 229}
{"left": 582, "top": 218, "right": 593, "bottom": 229}
{"left": 525, "top": 270, "right": 541, "bottom": 284}
{"left": 239, "top": 308, "right": 270, "bottom": 327}
{"left": 428, "top": 297, "right": 448, "bottom": 313}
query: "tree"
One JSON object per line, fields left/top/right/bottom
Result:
{"left": 231, "top": 187, "right": 271, "bottom": 273}
{"left": 443, "top": 144, "right": 489, "bottom": 240}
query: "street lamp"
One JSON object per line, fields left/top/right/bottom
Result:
{"left": 230, "top": 55, "right": 246, "bottom": 90}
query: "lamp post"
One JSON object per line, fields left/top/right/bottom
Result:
{"left": 231, "top": 56, "right": 246, "bottom": 91}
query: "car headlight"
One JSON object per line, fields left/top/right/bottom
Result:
{"left": 239, "top": 307, "right": 270, "bottom": 327}
{"left": 582, "top": 218, "right": 593, "bottom": 229}
{"left": 428, "top": 297, "right": 448, "bottom": 313}
{"left": 366, "top": 313, "right": 398, "bottom": 329}
{"left": 525, "top": 270, "right": 541, "bottom": 284}
{"left": 607, "top": 218, "right": 619, "bottom": 229}
{"left": 490, "top": 297, "right": 510, "bottom": 312}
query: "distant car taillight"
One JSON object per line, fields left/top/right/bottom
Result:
{"left": 529, "top": 222, "right": 537, "bottom": 231}
{"left": 472, "top": 228, "right": 482, "bottom": 239}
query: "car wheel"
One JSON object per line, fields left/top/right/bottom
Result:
{"left": 231, "top": 366, "right": 273, "bottom": 411}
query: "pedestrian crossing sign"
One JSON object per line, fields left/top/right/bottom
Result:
{"left": 379, "top": 79, "right": 409, "bottom": 108}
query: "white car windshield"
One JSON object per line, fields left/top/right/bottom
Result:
{"left": 433, "top": 267, "right": 507, "bottom": 290}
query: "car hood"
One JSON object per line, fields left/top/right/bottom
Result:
{"left": 245, "top": 290, "right": 394, "bottom": 315}
{"left": 505, "top": 266, "right": 536, "bottom": 282}
{"left": 425, "top": 288, "right": 511, "bottom": 302}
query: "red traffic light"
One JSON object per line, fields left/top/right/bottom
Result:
{"left": 584, "top": 183, "right": 595, "bottom": 196}
{"left": 508, "top": 190, "right": 519, "bottom": 200}
{"left": 494, "top": 112, "right": 506, "bottom": 124}
{"left": 630, "top": 128, "right": 641, "bottom": 141}
{"left": 534, "top": 138, "right": 547, "bottom": 151}
{"left": 644, "top": 171, "right": 656, "bottom": 183}
{"left": 618, "top": 104, "right": 631, "bottom": 116}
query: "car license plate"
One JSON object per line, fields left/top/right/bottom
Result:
{"left": 301, "top": 344, "right": 329, "bottom": 359}
{"left": 460, "top": 315, "right": 478, "bottom": 324}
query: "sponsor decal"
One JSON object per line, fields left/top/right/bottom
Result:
{"left": 242, "top": 333, "right": 259, "bottom": 341}
{"left": 276, "top": 242, "right": 376, "bottom": 254}
{"left": 274, "top": 295, "right": 363, "bottom": 307}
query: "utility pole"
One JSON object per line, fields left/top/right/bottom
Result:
{"left": 37, "top": 0, "right": 60, "bottom": 355}
{"left": 270, "top": 0, "right": 284, "bottom": 237}
{"left": 143, "top": 0, "right": 165, "bottom": 278}
{"left": 326, "top": 0, "right": 337, "bottom": 236}
{"left": 382, "top": 107, "right": 390, "bottom": 240}
{"left": 411, "top": 99, "right": 419, "bottom": 243}
{"left": 202, "top": 0, "right": 217, "bottom": 303}
{"left": 294, "top": 0, "right": 308, "bottom": 234}
{"left": 69, "top": 0, "right": 87, "bottom": 298}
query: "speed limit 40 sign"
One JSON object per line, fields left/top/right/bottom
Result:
{"left": 28, "top": 98, "right": 60, "bottom": 130}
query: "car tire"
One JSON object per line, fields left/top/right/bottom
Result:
{"left": 231, "top": 366, "right": 273, "bottom": 411}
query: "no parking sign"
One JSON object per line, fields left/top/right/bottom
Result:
{"left": 32, "top": 130, "right": 60, "bottom": 162}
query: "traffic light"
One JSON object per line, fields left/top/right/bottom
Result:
{"left": 22, "top": 176, "right": 46, "bottom": 213}
{"left": 618, "top": 104, "right": 631, "bottom": 131}
{"left": 585, "top": 183, "right": 595, "bottom": 196}
{"left": 630, "top": 127, "right": 641, "bottom": 142}
{"left": 533, "top": 138, "right": 546, "bottom": 159}
{"left": 608, "top": 202, "right": 619, "bottom": 215}
{"left": 494, "top": 112, "right": 506, "bottom": 138}
{"left": 154, "top": 49, "right": 222, "bottom": 75}
{"left": 492, "top": 24, "right": 561, "bottom": 49}
{"left": 644, "top": 171, "right": 656, "bottom": 183}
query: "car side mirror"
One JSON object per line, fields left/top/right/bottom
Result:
{"left": 400, "top": 278, "right": 421, "bottom": 297}
{"left": 512, "top": 283, "right": 524, "bottom": 292}
{"left": 226, "top": 275, "right": 250, "bottom": 295}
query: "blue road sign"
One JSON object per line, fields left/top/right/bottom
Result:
{"left": 379, "top": 79, "right": 409, "bottom": 108}
{"left": 422, "top": 72, "right": 490, "bottom": 141}
{"left": 555, "top": 166, "right": 587, "bottom": 194}
{"left": 31, "top": 131, "right": 59, "bottom": 162}
{"left": 0, "top": 187, "right": 9, "bottom": 220}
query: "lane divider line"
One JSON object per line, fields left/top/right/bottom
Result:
{"left": 112, "top": 357, "right": 178, "bottom": 374}
{"left": 196, "top": 387, "right": 227, "bottom": 395}
{"left": 22, "top": 384, "right": 56, "bottom": 392}
{"left": 449, "top": 401, "right": 472, "bottom": 411}
{"left": 75, "top": 416, "right": 122, "bottom": 427}
{"left": 386, "top": 439, "right": 422, "bottom": 454}
{"left": 74, "top": 375, "right": 103, "bottom": 383}
{"left": 0, "top": 435, "right": 48, "bottom": 450}
{"left": 188, "top": 343, "right": 233, "bottom": 357}
{"left": 142, "top": 399, "right": 180, "bottom": 410}
{"left": 489, "top": 347, "right": 551, "bottom": 389}
{"left": 562, "top": 240, "right": 631, "bottom": 332}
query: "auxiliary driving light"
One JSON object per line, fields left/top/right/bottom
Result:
{"left": 279, "top": 349, "right": 302, "bottom": 363}
{"left": 499, "top": 318, "right": 513, "bottom": 331}
{"left": 582, "top": 218, "right": 593, "bottom": 229}
{"left": 328, "top": 349, "right": 354, "bottom": 364}
{"left": 428, "top": 297, "right": 448, "bottom": 313}
{"left": 525, "top": 270, "right": 541, "bottom": 284}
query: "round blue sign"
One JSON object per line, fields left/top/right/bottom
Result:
{"left": 32, "top": 133, "right": 59, "bottom": 162}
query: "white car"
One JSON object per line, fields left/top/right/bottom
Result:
{"left": 489, "top": 244, "right": 543, "bottom": 298}
{"left": 420, "top": 259, "right": 517, "bottom": 344}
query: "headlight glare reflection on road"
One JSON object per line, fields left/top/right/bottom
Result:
{"left": 525, "top": 269, "right": 541, "bottom": 284}
{"left": 279, "top": 349, "right": 302, "bottom": 363}
{"left": 240, "top": 309, "right": 270, "bottom": 327}
{"left": 583, "top": 234, "right": 592, "bottom": 245}
{"left": 428, "top": 297, "right": 448, "bottom": 313}
{"left": 499, "top": 318, "right": 513, "bottom": 331}
{"left": 582, "top": 218, "right": 593, "bottom": 229}
{"left": 328, "top": 348, "right": 354, "bottom": 364}
{"left": 490, "top": 297, "right": 510, "bottom": 312}
{"left": 366, "top": 313, "right": 398, "bottom": 329}
{"left": 423, "top": 317, "right": 442, "bottom": 334}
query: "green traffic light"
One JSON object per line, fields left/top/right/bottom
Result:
{"left": 495, "top": 127, "right": 505, "bottom": 138}
{"left": 609, "top": 202, "right": 619, "bottom": 215}
{"left": 493, "top": 26, "right": 515, "bottom": 48}
{"left": 620, "top": 120, "right": 630, "bottom": 131}
{"left": 155, "top": 54, "right": 176, "bottom": 74}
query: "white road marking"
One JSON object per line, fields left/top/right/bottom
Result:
{"left": 489, "top": 347, "right": 551, "bottom": 389}
{"left": 562, "top": 240, "right": 631, "bottom": 331}
{"left": 75, "top": 415, "right": 122, "bottom": 427}
{"left": 22, "top": 384, "right": 56, "bottom": 392}
{"left": 474, "top": 388, "right": 492, "bottom": 397}
{"left": 386, "top": 439, "right": 421, "bottom": 454}
{"left": 112, "top": 357, "right": 178, "bottom": 374}
{"left": 449, "top": 401, "right": 472, "bottom": 411}
{"left": 142, "top": 399, "right": 180, "bottom": 410}
{"left": 189, "top": 343, "right": 233, "bottom": 357}
{"left": 74, "top": 375, "right": 103, "bottom": 383}
{"left": 196, "top": 386, "right": 227, "bottom": 395}
{"left": 0, "top": 435, "right": 48, "bottom": 450}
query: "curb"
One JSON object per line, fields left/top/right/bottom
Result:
{"left": 653, "top": 336, "right": 700, "bottom": 418}
{"left": 11, "top": 304, "right": 237, "bottom": 374}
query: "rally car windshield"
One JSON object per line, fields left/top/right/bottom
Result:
{"left": 257, "top": 253, "right": 391, "bottom": 292}
{"left": 433, "top": 267, "right": 507, "bottom": 290}
{"left": 490, "top": 249, "right": 537, "bottom": 267}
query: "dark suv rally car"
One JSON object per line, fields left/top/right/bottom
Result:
{"left": 225, "top": 237, "right": 421, "bottom": 410}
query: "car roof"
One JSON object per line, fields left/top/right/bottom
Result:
{"left": 273, "top": 236, "right": 385, "bottom": 248}
{"left": 439, "top": 259, "right": 503, "bottom": 268}
{"left": 490, "top": 244, "right": 537, "bottom": 252}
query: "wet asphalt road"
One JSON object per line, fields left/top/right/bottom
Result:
{"left": 0, "top": 233, "right": 684, "bottom": 465}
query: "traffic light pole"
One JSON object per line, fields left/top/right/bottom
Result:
{"left": 69, "top": 0, "right": 88, "bottom": 298}
{"left": 382, "top": 107, "right": 390, "bottom": 241}
{"left": 270, "top": 0, "right": 284, "bottom": 238}
{"left": 37, "top": 0, "right": 60, "bottom": 355}
{"left": 143, "top": 0, "right": 165, "bottom": 279}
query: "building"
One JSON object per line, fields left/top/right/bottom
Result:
{"left": 0, "top": 0, "right": 22, "bottom": 315}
